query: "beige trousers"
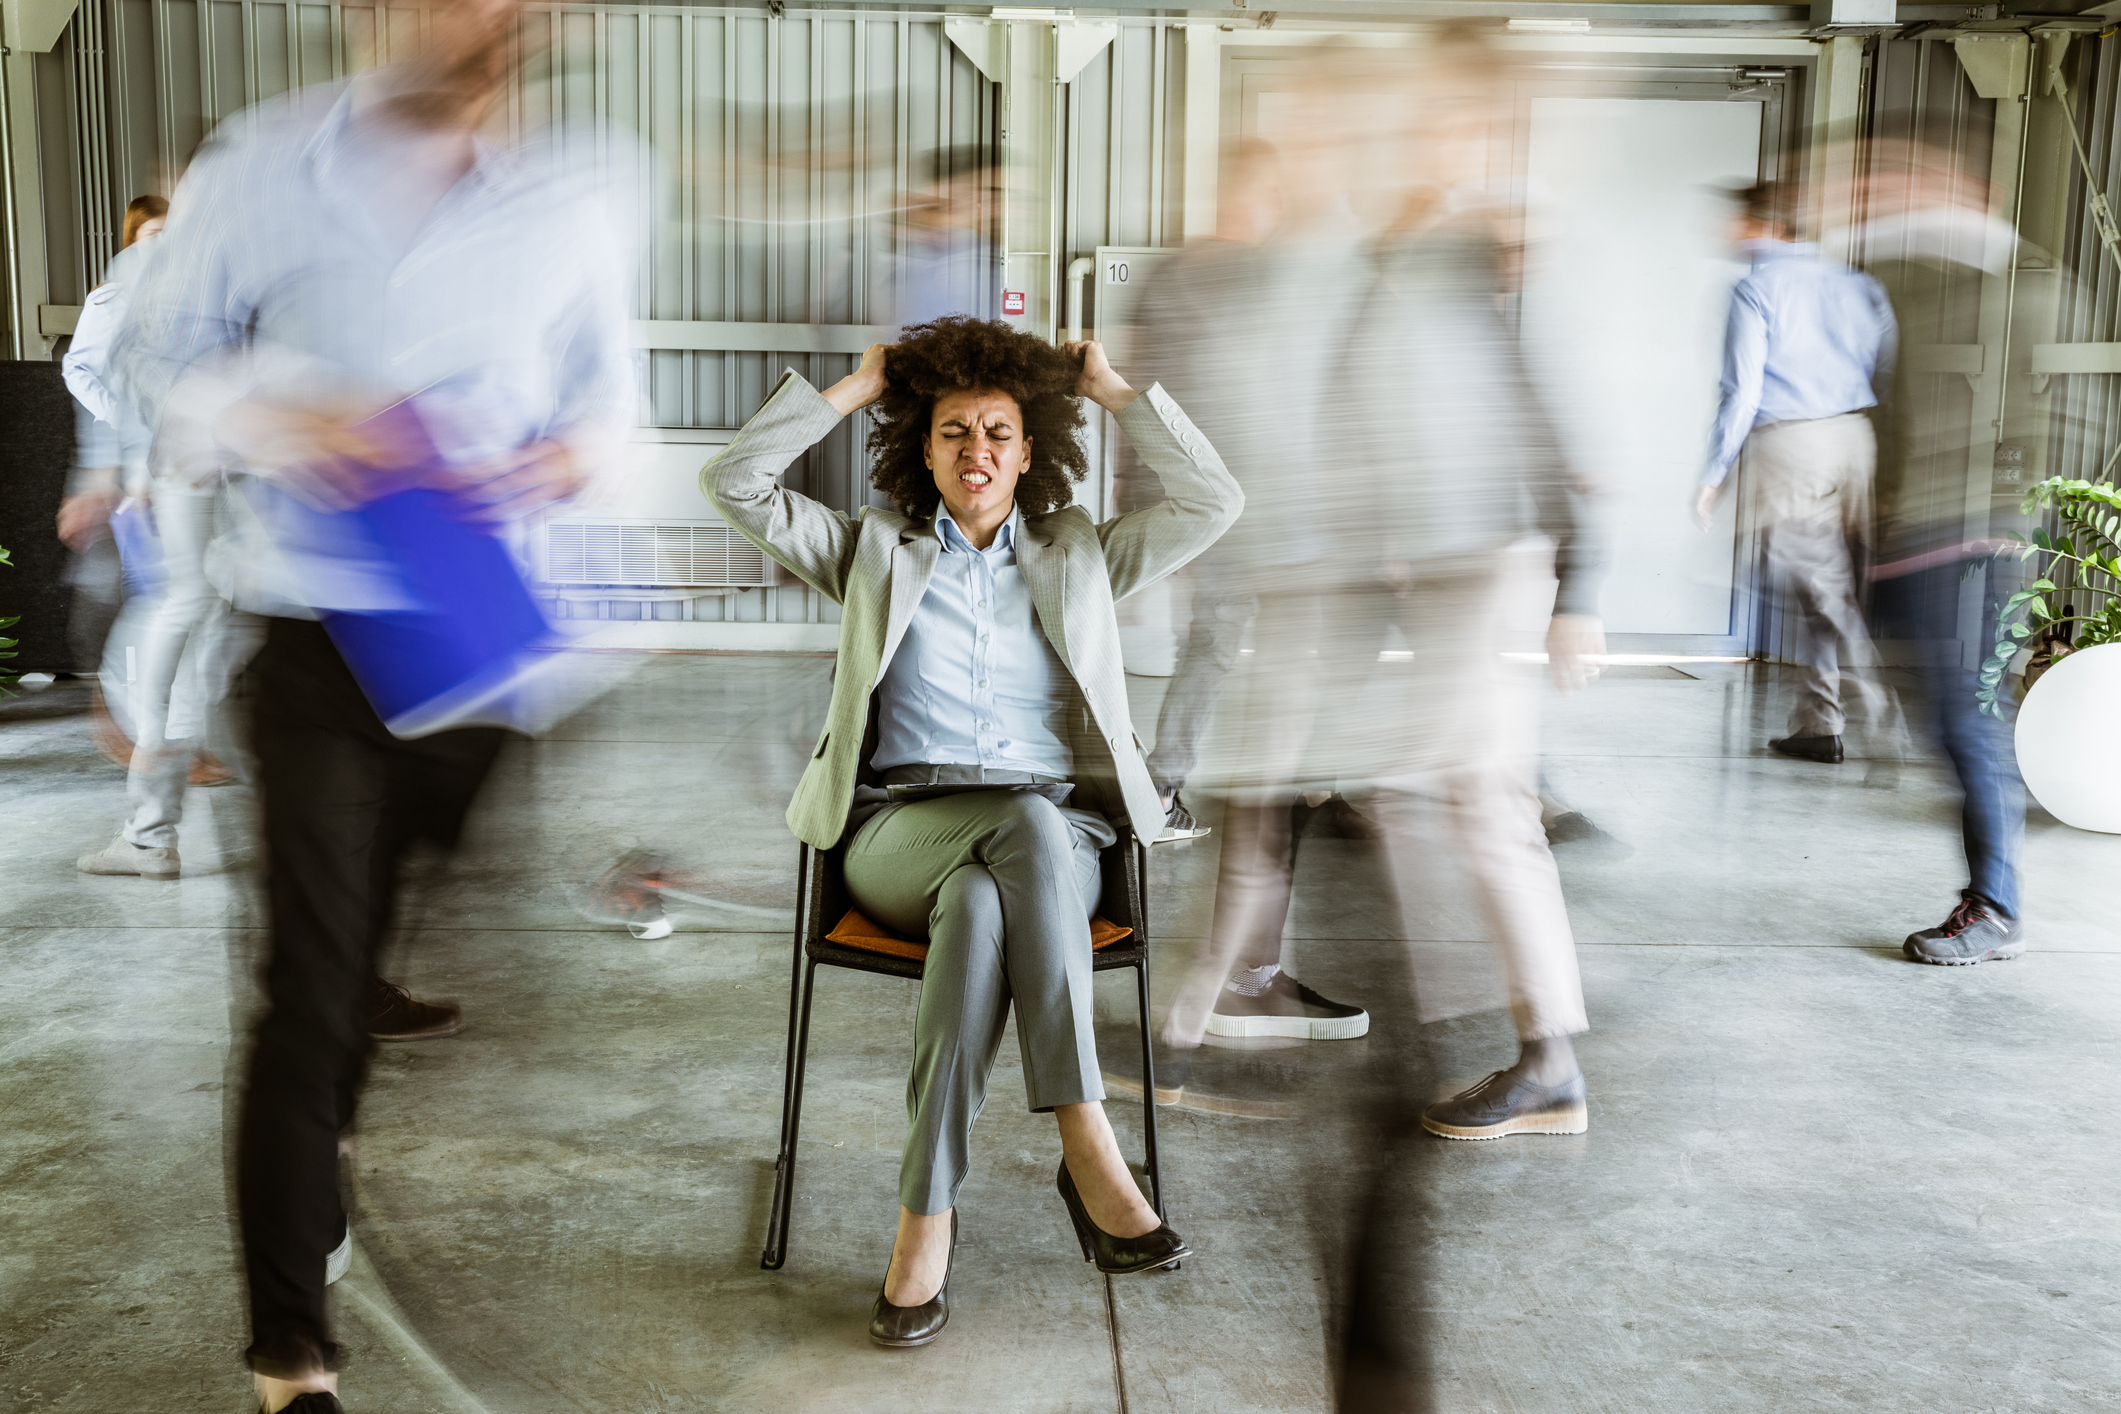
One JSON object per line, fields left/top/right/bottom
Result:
{"left": 1747, "top": 413, "right": 1882, "bottom": 739}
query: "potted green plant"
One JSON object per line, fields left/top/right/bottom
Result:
{"left": 1980, "top": 476, "right": 2121, "bottom": 832}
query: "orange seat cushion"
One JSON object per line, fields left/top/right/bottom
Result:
{"left": 826, "top": 908, "right": 1132, "bottom": 962}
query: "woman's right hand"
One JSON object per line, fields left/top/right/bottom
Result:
{"left": 823, "top": 343, "right": 892, "bottom": 416}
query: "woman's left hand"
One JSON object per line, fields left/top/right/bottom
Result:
{"left": 823, "top": 343, "right": 893, "bottom": 417}
{"left": 1063, "top": 340, "right": 1139, "bottom": 413}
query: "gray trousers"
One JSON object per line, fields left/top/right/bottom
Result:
{"left": 843, "top": 785, "right": 1114, "bottom": 1216}
{"left": 1749, "top": 413, "right": 1881, "bottom": 739}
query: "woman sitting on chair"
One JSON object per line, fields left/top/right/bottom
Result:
{"left": 705, "top": 317, "right": 1240, "bottom": 1346}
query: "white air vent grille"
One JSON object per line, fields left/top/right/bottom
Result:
{"left": 544, "top": 521, "right": 778, "bottom": 587}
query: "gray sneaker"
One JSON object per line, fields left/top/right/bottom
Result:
{"left": 76, "top": 832, "right": 180, "bottom": 880}
{"left": 1421, "top": 1069, "right": 1588, "bottom": 1139}
{"left": 1903, "top": 893, "right": 2026, "bottom": 966}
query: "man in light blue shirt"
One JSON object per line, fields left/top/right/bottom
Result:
{"left": 1698, "top": 182, "right": 1897, "bottom": 763}
{"left": 109, "top": 2, "right": 640, "bottom": 1402}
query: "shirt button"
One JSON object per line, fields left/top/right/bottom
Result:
{"left": 980, "top": 635, "right": 989, "bottom": 644}
{"left": 978, "top": 599, "right": 987, "bottom": 607}
{"left": 978, "top": 679, "right": 987, "bottom": 687}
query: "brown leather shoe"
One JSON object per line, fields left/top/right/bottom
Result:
{"left": 367, "top": 979, "right": 464, "bottom": 1042}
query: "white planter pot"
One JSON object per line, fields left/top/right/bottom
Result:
{"left": 2015, "top": 641, "right": 2121, "bottom": 834}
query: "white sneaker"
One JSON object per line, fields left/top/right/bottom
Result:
{"left": 326, "top": 1228, "right": 352, "bottom": 1285}
{"left": 1205, "top": 973, "right": 1370, "bottom": 1040}
{"left": 1154, "top": 793, "right": 1212, "bottom": 843}
{"left": 76, "top": 833, "right": 180, "bottom": 880}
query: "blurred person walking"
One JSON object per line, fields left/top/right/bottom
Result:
{"left": 1854, "top": 136, "right": 2031, "bottom": 965}
{"left": 115, "top": 0, "right": 637, "bottom": 1405}
{"left": 55, "top": 196, "right": 171, "bottom": 777}
{"left": 1162, "top": 36, "right": 1603, "bottom": 1140}
{"left": 1131, "top": 128, "right": 1380, "bottom": 1051}
{"left": 67, "top": 194, "right": 255, "bottom": 883}
{"left": 885, "top": 145, "right": 1005, "bottom": 327}
{"left": 1697, "top": 180, "right": 1898, "bottom": 765}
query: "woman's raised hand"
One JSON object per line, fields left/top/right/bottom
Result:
{"left": 823, "top": 342, "right": 893, "bottom": 416}
{"left": 1062, "top": 340, "right": 1139, "bottom": 413}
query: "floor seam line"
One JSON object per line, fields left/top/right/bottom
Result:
{"left": 1102, "top": 1272, "right": 1129, "bottom": 1414}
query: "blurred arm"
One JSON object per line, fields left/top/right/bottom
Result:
{"left": 62, "top": 285, "right": 125, "bottom": 429}
{"left": 701, "top": 370, "right": 859, "bottom": 604}
{"left": 1703, "top": 283, "right": 1767, "bottom": 491}
{"left": 1530, "top": 455, "right": 1603, "bottom": 619}
{"left": 112, "top": 145, "right": 255, "bottom": 442}
{"left": 1868, "top": 275, "right": 1899, "bottom": 411}
{"left": 1096, "top": 384, "right": 1244, "bottom": 601}
{"left": 540, "top": 146, "right": 657, "bottom": 499}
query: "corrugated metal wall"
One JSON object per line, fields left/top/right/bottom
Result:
{"left": 2051, "top": 33, "right": 2121, "bottom": 487}
{"left": 1843, "top": 33, "right": 1996, "bottom": 662}
{"left": 43, "top": 3, "right": 1185, "bottom": 625}
{"left": 1063, "top": 22, "right": 1183, "bottom": 285}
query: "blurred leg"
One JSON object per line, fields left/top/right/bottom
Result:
{"left": 1439, "top": 763, "right": 1586, "bottom": 1042}
{"left": 120, "top": 482, "right": 223, "bottom": 849}
{"left": 1162, "top": 586, "right": 1331, "bottom": 1046}
{"left": 1164, "top": 793, "right": 1298, "bottom": 1048}
{"left": 1753, "top": 417, "right": 1880, "bottom": 741}
{"left": 1147, "top": 580, "right": 1254, "bottom": 797}
{"left": 1768, "top": 518, "right": 1856, "bottom": 738}
{"left": 1890, "top": 564, "right": 2024, "bottom": 917}
{"left": 238, "top": 619, "right": 392, "bottom": 1377}
{"left": 237, "top": 618, "right": 502, "bottom": 1376}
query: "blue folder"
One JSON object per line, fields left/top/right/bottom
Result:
{"left": 316, "top": 404, "right": 555, "bottom": 738}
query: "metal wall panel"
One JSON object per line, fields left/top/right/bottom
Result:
{"left": 1847, "top": 34, "right": 1996, "bottom": 663}
{"left": 1058, "top": 19, "right": 1187, "bottom": 516}
{"left": 45, "top": 3, "right": 1031, "bottom": 624}
{"left": 2051, "top": 33, "right": 2121, "bottom": 487}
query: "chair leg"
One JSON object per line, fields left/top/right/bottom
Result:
{"left": 1134, "top": 837, "right": 1152, "bottom": 936}
{"left": 1135, "top": 956, "right": 1164, "bottom": 1220}
{"left": 762, "top": 844, "right": 815, "bottom": 1271}
{"left": 762, "top": 959, "right": 820, "bottom": 1269}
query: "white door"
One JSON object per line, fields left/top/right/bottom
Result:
{"left": 1520, "top": 94, "right": 1765, "bottom": 647}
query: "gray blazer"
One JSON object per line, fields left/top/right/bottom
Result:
{"left": 703, "top": 371, "right": 1243, "bottom": 848}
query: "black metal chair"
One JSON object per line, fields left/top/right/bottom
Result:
{"left": 759, "top": 831, "right": 1164, "bottom": 1270}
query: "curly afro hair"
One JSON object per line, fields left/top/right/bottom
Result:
{"left": 866, "top": 316, "right": 1089, "bottom": 519}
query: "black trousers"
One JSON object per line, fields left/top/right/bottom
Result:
{"left": 238, "top": 617, "right": 504, "bottom": 1375}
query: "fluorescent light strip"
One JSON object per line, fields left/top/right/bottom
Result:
{"left": 1229, "top": 648, "right": 1752, "bottom": 664}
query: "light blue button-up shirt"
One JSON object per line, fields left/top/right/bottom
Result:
{"left": 1704, "top": 241, "right": 1897, "bottom": 488}
{"left": 871, "top": 506, "right": 1075, "bottom": 778}
{"left": 115, "top": 70, "right": 642, "bottom": 613}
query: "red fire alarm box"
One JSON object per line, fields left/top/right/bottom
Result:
{"left": 1002, "top": 290, "right": 1026, "bottom": 316}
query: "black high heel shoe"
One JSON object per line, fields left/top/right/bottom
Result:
{"left": 868, "top": 1210, "right": 957, "bottom": 1348}
{"left": 1056, "top": 1160, "right": 1191, "bottom": 1275}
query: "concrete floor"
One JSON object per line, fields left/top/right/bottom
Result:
{"left": 3, "top": 655, "right": 2117, "bottom": 1412}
